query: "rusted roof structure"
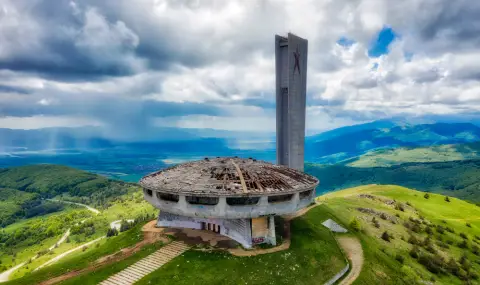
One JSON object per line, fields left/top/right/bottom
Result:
{"left": 140, "top": 157, "right": 319, "bottom": 196}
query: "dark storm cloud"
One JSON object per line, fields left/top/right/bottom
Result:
{"left": 0, "top": 0, "right": 145, "bottom": 81}
{"left": 0, "top": 84, "right": 30, "bottom": 95}
{"left": 1, "top": 96, "right": 224, "bottom": 119}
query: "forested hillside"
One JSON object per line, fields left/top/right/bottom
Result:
{"left": 0, "top": 165, "right": 137, "bottom": 227}
{"left": 307, "top": 159, "right": 480, "bottom": 203}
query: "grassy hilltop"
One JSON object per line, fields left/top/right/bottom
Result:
{"left": 319, "top": 185, "right": 480, "bottom": 284}
{"left": 307, "top": 159, "right": 480, "bottom": 203}
{"left": 343, "top": 142, "right": 480, "bottom": 167}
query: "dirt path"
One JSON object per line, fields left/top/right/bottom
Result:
{"left": 0, "top": 228, "right": 71, "bottom": 283}
{"left": 337, "top": 237, "right": 364, "bottom": 285}
{"left": 34, "top": 237, "right": 105, "bottom": 272}
{"left": 47, "top": 199, "right": 100, "bottom": 214}
{"left": 37, "top": 224, "right": 168, "bottom": 285}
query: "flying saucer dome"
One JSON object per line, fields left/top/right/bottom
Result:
{"left": 140, "top": 157, "right": 320, "bottom": 219}
{"left": 140, "top": 157, "right": 319, "bottom": 197}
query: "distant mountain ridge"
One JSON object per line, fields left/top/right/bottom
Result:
{"left": 2, "top": 120, "right": 480, "bottom": 165}
{"left": 305, "top": 121, "right": 480, "bottom": 163}
{"left": 343, "top": 141, "right": 480, "bottom": 167}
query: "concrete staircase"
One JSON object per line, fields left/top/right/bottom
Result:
{"left": 99, "top": 241, "right": 190, "bottom": 285}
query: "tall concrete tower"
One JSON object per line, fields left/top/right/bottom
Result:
{"left": 275, "top": 33, "right": 308, "bottom": 172}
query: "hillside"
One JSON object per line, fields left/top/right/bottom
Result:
{"left": 306, "top": 159, "right": 480, "bottom": 203}
{"left": 0, "top": 165, "right": 137, "bottom": 227}
{"left": 319, "top": 185, "right": 480, "bottom": 284}
{"left": 305, "top": 122, "right": 480, "bottom": 164}
{"left": 343, "top": 142, "right": 480, "bottom": 167}
{"left": 0, "top": 165, "right": 156, "bottom": 282}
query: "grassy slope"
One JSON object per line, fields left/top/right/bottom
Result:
{"left": 4, "top": 222, "right": 148, "bottom": 285}
{"left": 319, "top": 185, "right": 480, "bottom": 284}
{"left": 306, "top": 159, "right": 480, "bottom": 203}
{"left": 135, "top": 206, "right": 346, "bottom": 285}
{"left": 1, "top": 190, "right": 156, "bottom": 281}
{"left": 345, "top": 142, "right": 480, "bottom": 167}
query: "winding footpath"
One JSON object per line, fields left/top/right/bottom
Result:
{"left": 46, "top": 199, "right": 100, "bottom": 214}
{"left": 0, "top": 229, "right": 71, "bottom": 283}
{"left": 337, "top": 237, "right": 364, "bottom": 285}
{"left": 0, "top": 200, "right": 100, "bottom": 282}
{"left": 34, "top": 237, "right": 105, "bottom": 272}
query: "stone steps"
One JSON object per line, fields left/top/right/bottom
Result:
{"left": 99, "top": 241, "right": 189, "bottom": 285}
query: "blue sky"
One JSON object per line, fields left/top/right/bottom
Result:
{"left": 1, "top": 0, "right": 480, "bottom": 141}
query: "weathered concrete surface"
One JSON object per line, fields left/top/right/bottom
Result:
{"left": 275, "top": 33, "right": 308, "bottom": 172}
{"left": 140, "top": 157, "right": 318, "bottom": 196}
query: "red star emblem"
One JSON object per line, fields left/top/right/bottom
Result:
{"left": 293, "top": 45, "right": 301, "bottom": 75}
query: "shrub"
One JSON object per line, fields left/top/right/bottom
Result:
{"left": 424, "top": 193, "right": 430, "bottom": 199}
{"left": 395, "top": 203, "right": 405, "bottom": 212}
{"left": 408, "top": 235, "right": 420, "bottom": 245}
{"left": 458, "top": 240, "right": 468, "bottom": 249}
{"left": 436, "top": 225, "right": 445, "bottom": 234}
{"left": 418, "top": 254, "right": 446, "bottom": 275}
{"left": 425, "top": 226, "right": 433, "bottom": 235}
{"left": 395, "top": 254, "right": 405, "bottom": 264}
{"left": 459, "top": 255, "right": 471, "bottom": 271}
{"left": 445, "top": 226, "right": 455, "bottom": 233}
{"left": 446, "top": 239, "right": 454, "bottom": 245}
{"left": 445, "top": 196, "right": 450, "bottom": 202}
{"left": 409, "top": 246, "right": 420, "bottom": 259}
{"left": 380, "top": 213, "right": 388, "bottom": 220}
{"left": 411, "top": 223, "right": 422, "bottom": 233}
{"left": 466, "top": 223, "right": 472, "bottom": 228}
{"left": 106, "top": 228, "right": 118, "bottom": 237}
{"left": 406, "top": 201, "right": 411, "bottom": 206}
{"left": 381, "top": 231, "right": 391, "bottom": 242}
{"left": 349, "top": 217, "right": 361, "bottom": 232}
{"left": 472, "top": 245, "right": 479, "bottom": 256}
{"left": 460, "top": 232, "right": 468, "bottom": 239}
{"left": 436, "top": 241, "right": 449, "bottom": 249}
{"left": 425, "top": 244, "right": 437, "bottom": 254}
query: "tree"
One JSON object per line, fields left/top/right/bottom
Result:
{"left": 445, "top": 196, "right": 450, "bottom": 202}
{"left": 349, "top": 217, "right": 361, "bottom": 232}
{"left": 424, "top": 193, "right": 430, "bottom": 199}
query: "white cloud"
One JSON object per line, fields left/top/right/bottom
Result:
{"left": 0, "top": 116, "right": 103, "bottom": 129}
{"left": 1, "top": 0, "right": 480, "bottom": 135}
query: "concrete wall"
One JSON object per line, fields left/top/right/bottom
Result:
{"left": 157, "top": 211, "right": 253, "bottom": 248}
{"left": 144, "top": 188, "right": 315, "bottom": 219}
{"left": 275, "top": 33, "right": 308, "bottom": 172}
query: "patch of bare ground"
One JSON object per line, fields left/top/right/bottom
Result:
{"left": 38, "top": 221, "right": 168, "bottom": 285}
{"left": 337, "top": 237, "right": 364, "bottom": 285}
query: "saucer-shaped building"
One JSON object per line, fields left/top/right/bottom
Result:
{"left": 140, "top": 157, "right": 319, "bottom": 248}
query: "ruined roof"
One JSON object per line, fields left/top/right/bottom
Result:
{"left": 139, "top": 157, "right": 319, "bottom": 196}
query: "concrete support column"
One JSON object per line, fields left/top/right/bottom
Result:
{"left": 293, "top": 192, "right": 300, "bottom": 208}
{"left": 269, "top": 216, "right": 276, "bottom": 246}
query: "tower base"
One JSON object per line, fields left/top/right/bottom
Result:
{"left": 156, "top": 211, "right": 277, "bottom": 249}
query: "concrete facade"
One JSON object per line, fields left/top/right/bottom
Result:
{"left": 275, "top": 33, "right": 308, "bottom": 172}
{"left": 143, "top": 188, "right": 315, "bottom": 219}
